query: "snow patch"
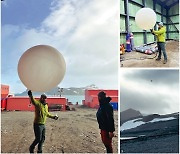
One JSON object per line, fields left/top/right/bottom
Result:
{"left": 121, "top": 117, "right": 176, "bottom": 131}
{"left": 121, "top": 137, "right": 137, "bottom": 140}
{"left": 121, "top": 118, "right": 144, "bottom": 131}
{"left": 150, "top": 117, "right": 176, "bottom": 123}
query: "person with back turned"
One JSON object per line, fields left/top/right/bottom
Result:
{"left": 150, "top": 22, "right": 167, "bottom": 64}
{"left": 96, "top": 91, "right": 115, "bottom": 153}
{"left": 28, "top": 90, "right": 58, "bottom": 153}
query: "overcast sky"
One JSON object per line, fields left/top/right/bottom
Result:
{"left": 120, "top": 69, "right": 179, "bottom": 115}
{"left": 1, "top": 0, "right": 119, "bottom": 93}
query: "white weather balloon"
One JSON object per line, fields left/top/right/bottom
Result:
{"left": 18, "top": 45, "right": 66, "bottom": 92}
{"left": 135, "top": 8, "right": 156, "bottom": 30}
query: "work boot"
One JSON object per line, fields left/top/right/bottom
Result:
{"left": 37, "top": 151, "right": 42, "bottom": 153}
{"left": 29, "top": 146, "right": 34, "bottom": 153}
{"left": 163, "top": 59, "right": 167, "bottom": 64}
{"left": 156, "top": 57, "right": 161, "bottom": 61}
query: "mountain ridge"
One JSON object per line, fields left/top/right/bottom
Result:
{"left": 15, "top": 84, "right": 99, "bottom": 96}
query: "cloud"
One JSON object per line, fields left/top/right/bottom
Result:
{"left": 1, "top": 0, "right": 119, "bottom": 93}
{"left": 120, "top": 86, "right": 178, "bottom": 114}
{"left": 121, "top": 69, "right": 179, "bottom": 86}
{"left": 1, "top": 0, "right": 8, "bottom": 7}
{"left": 120, "top": 70, "right": 179, "bottom": 114}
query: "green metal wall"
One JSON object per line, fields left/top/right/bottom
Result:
{"left": 133, "top": 34, "right": 144, "bottom": 45}
{"left": 168, "top": 4, "right": 179, "bottom": 40}
{"left": 120, "top": 0, "right": 179, "bottom": 47}
{"left": 120, "top": 0, "right": 125, "bottom": 14}
{"left": 147, "top": 33, "right": 154, "bottom": 43}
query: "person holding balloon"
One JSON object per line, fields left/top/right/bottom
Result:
{"left": 135, "top": 8, "right": 167, "bottom": 64}
{"left": 150, "top": 22, "right": 167, "bottom": 64}
{"left": 17, "top": 45, "right": 66, "bottom": 153}
{"left": 28, "top": 90, "right": 58, "bottom": 153}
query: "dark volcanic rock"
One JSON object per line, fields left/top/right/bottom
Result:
{"left": 121, "top": 118, "right": 179, "bottom": 137}
{"left": 141, "top": 114, "right": 160, "bottom": 122}
{"left": 120, "top": 112, "right": 179, "bottom": 153}
{"left": 120, "top": 108, "right": 142, "bottom": 125}
{"left": 121, "top": 134, "right": 179, "bottom": 153}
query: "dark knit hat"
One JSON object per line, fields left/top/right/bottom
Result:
{"left": 41, "top": 93, "right": 47, "bottom": 99}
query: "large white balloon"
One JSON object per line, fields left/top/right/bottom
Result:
{"left": 18, "top": 45, "right": 66, "bottom": 92}
{"left": 135, "top": 8, "right": 156, "bottom": 30}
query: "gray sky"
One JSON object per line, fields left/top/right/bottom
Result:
{"left": 120, "top": 69, "right": 179, "bottom": 114}
{"left": 1, "top": 0, "right": 119, "bottom": 93}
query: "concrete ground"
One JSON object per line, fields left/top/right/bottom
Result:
{"left": 120, "top": 40, "right": 179, "bottom": 67}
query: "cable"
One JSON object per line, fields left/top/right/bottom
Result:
{"left": 120, "top": 52, "right": 158, "bottom": 62}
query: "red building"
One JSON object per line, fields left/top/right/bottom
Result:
{"left": 1, "top": 84, "right": 9, "bottom": 98}
{"left": 1, "top": 84, "right": 10, "bottom": 110}
{"left": 84, "top": 89, "right": 118, "bottom": 110}
{"left": 1, "top": 84, "right": 67, "bottom": 111}
{"left": 6, "top": 96, "right": 67, "bottom": 111}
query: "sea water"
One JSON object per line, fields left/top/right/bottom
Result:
{"left": 62, "top": 95, "right": 85, "bottom": 104}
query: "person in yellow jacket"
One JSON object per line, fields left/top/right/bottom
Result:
{"left": 150, "top": 22, "right": 167, "bottom": 64}
{"left": 28, "top": 90, "right": 58, "bottom": 153}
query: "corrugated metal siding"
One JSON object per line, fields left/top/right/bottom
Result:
{"left": 120, "top": 16, "right": 126, "bottom": 31}
{"left": 169, "top": 4, "right": 179, "bottom": 14}
{"left": 168, "top": 4, "right": 179, "bottom": 39}
{"left": 120, "top": 0, "right": 179, "bottom": 46}
{"left": 156, "top": 4, "right": 161, "bottom": 13}
{"left": 134, "top": 0, "right": 142, "bottom": 4}
{"left": 147, "top": 33, "right": 154, "bottom": 43}
{"left": 120, "top": 0, "right": 125, "bottom": 14}
{"left": 129, "top": 3, "right": 141, "bottom": 17}
{"left": 120, "top": 34, "right": 126, "bottom": 44}
{"left": 157, "top": 14, "right": 162, "bottom": 21}
{"left": 163, "top": 8, "right": 166, "bottom": 15}
{"left": 169, "top": 33, "right": 179, "bottom": 40}
{"left": 129, "top": 18, "right": 142, "bottom": 32}
{"left": 145, "top": 0, "right": 153, "bottom": 9}
{"left": 133, "top": 34, "right": 144, "bottom": 46}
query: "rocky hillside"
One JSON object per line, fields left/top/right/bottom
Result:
{"left": 120, "top": 108, "right": 143, "bottom": 125}
{"left": 120, "top": 110, "right": 179, "bottom": 153}
{"left": 15, "top": 84, "right": 98, "bottom": 96}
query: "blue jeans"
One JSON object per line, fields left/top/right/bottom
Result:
{"left": 157, "top": 42, "right": 167, "bottom": 60}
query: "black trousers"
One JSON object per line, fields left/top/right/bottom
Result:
{"left": 30, "top": 123, "right": 45, "bottom": 153}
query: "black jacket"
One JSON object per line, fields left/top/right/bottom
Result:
{"left": 96, "top": 97, "right": 115, "bottom": 132}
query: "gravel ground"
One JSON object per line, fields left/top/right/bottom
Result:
{"left": 1, "top": 106, "right": 118, "bottom": 153}
{"left": 120, "top": 134, "right": 179, "bottom": 153}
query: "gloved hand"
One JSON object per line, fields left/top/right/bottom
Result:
{"left": 28, "top": 90, "right": 32, "bottom": 97}
{"left": 54, "top": 115, "right": 59, "bottom": 120}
